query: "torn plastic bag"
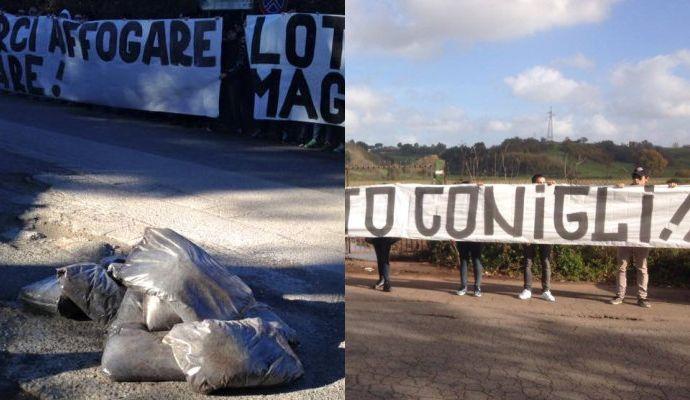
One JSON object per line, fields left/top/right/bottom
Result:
{"left": 111, "top": 228, "right": 256, "bottom": 322}
{"left": 58, "top": 263, "right": 126, "bottom": 325}
{"left": 163, "top": 318, "right": 304, "bottom": 394}
{"left": 243, "top": 302, "right": 298, "bottom": 345}
{"left": 17, "top": 275, "right": 87, "bottom": 319}
{"left": 102, "top": 289, "right": 185, "bottom": 382}
{"left": 143, "top": 294, "right": 182, "bottom": 331}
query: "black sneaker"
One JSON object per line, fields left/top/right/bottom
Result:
{"left": 637, "top": 298, "right": 651, "bottom": 308}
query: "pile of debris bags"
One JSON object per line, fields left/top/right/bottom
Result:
{"left": 18, "top": 227, "right": 303, "bottom": 394}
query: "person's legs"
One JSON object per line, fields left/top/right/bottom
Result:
{"left": 228, "top": 79, "right": 242, "bottom": 132}
{"left": 519, "top": 244, "right": 535, "bottom": 299}
{"left": 471, "top": 242, "right": 483, "bottom": 291}
{"left": 298, "top": 123, "right": 310, "bottom": 145}
{"left": 633, "top": 248, "right": 651, "bottom": 300}
{"left": 321, "top": 126, "right": 334, "bottom": 150}
{"left": 305, "top": 124, "right": 321, "bottom": 148}
{"left": 379, "top": 238, "right": 398, "bottom": 291}
{"left": 539, "top": 244, "right": 553, "bottom": 292}
{"left": 523, "top": 245, "right": 535, "bottom": 290}
{"left": 239, "top": 72, "right": 255, "bottom": 135}
{"left": 372, "top": 240, "right": 385, "bottom": 287}
{"left": 457, "top": 242, "right": 470, "bottom": 291}
{"left": 332, "top": 126, "right": 345, "bottom": 152}
{"left": 615, "top": 247, "right": 632, "bottom": 299}
{"left": 537, "top": 244, "right": 556, "bottom": 301}
{"left": 217, "top": 79, "right": 232, "bottom": 132}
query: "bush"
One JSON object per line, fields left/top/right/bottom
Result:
{"left": 424, "top": 242, "right": 690, "bottom": 287}
{"left": 429, "top": 241, "right": 458, "bottom": 268}
{"left": 648, "top": 248, "right": 690, "bottom": 287}
{"left": 552, "top": 246, "right": 586, "bottom": 280}
{"left": 482, "top": 243, "right": 523, "bottom": 276}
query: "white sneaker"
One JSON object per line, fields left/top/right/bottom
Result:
{"left": 518, "top": 289, "right": 532, "bottom": 300}
{"left": 541, "top": 290, "right": 556, "bottom": 302}
{"left": 456, "top": 287, "right": 467, "bottom": 296}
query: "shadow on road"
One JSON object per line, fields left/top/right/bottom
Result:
{"left": 347, "top": 275, "right": 690, "bottom": 306}
{"left": 0, "top": 93, "right": 343, "bottom": 191}
{"left": 0, "top": 350, "right": 102, "bottom": 381}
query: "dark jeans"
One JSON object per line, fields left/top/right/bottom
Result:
{"left": 456, "top": 241, "right": 483, "bottom": 290}
{"left": 524, "top": 244, "right": 552, "bottom": 291}
{"left": 367, "top": 237, "right": 400, "bottom": 283}
{"left": 219, "top": 78, "right": 243, "bottom": 131}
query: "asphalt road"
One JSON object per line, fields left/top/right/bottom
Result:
{"left": 346, "top": 259, "right": 690, "bottom": 400}
{"left": 0, "top": 93, "right": 344, "bottom": 400}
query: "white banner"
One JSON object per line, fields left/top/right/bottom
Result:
{"left": 346, "top": 184, "right": 690, "bottom": 248}
{"left": 245, "top": 13, "right": 344, "bottom": 126}
{"left": 0, "top": 13, "right": 222, "bottom": 116}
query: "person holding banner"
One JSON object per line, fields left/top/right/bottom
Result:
{"left": 610, "top": 167, "right": 677, "bottom": 308}
{"left": 518, "top": 174, "right": 557, "bottom": 302}
{"left": 365, "top": 237, "right": 400, "bottom": 292}
{"left": 455, "top": 241, "right": 483, "bottom": 297}
{"left": 455, "top": 180, "right": 485, "bottom": 297}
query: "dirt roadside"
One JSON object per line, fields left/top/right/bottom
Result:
{"left": 346, "top": 258, "right": 690, "bottom": 400}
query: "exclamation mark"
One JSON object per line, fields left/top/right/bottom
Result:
{"left": 51, "top": 61, "right": 65, "bottom": 97}
{"left": 659, "top": 193, "right": 690, "bottom": 241}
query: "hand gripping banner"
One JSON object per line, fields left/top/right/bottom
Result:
{"left": 0, "top": 12, "right": 222, "bottom": 117}
{"left": 245, "top": 13, "right": 345, "bottom": 126}
{"left": 346, "top": 184, "right": 690, "bottom": 248}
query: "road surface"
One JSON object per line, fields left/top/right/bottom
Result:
{"left": 0, "top": 92, "right": 344, "bottom": 400}
{"left": 346, "top": 259, "right": 690, "bottom": 400}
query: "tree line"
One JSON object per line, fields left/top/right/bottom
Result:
{"left": 349, "top": 137, "right": 688, "bottom": 180}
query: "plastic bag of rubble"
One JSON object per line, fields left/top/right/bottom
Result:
{"left": 243, "top": 302, "right": 298, "bottom": 345}
{"left": 143, "top": 294, "right": 182, "bottom": 331}
{"left": 101, "top": 290, "right": 185, "bottom": 382}
{"left": 111, "top": 228, "right": 256, "bottom": 323}
{"left": 57, "top": 263, "right": 126, "bottom": 325}
{"left": 17, "top": 275, "right": 87, "bottom": 319}
{"left": 163, "top": 318, "right": 304, "bottom": 394}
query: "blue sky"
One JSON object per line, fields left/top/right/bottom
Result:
{"left": 346, "top": 0, "right": 690, "bottom": 146}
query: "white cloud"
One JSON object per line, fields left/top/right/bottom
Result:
{"left": 346, "top": 85, "right": 395, "bottom": 130}
{"left": 505, "top": 66, "right": 598, "bottom": 105}
{"left": 348, "top": 51, "right": 690, "bottom": 147}
{"left": 611, "top": 50, "right": 690, "bottom": 119}
{"left": 553, "top": 53, "right": 595, "bottom": 69}
{"left": 584, "top": 114, "right": 618, "bottom": 136}
{"left": 406, "top": 106, "right": 473, "bottom": 133}
{"left": 346, "top": 85, "right": 477, "bottom": 144}
{"left": 486, "top": 120, "right": 512, "bottom": 132}
{"left": 347, "top": 0, "right": 619, "bottom": 58}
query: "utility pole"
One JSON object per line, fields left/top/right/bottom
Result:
{"left": 546, "top": 107, "right": 554, "bottom": 141}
